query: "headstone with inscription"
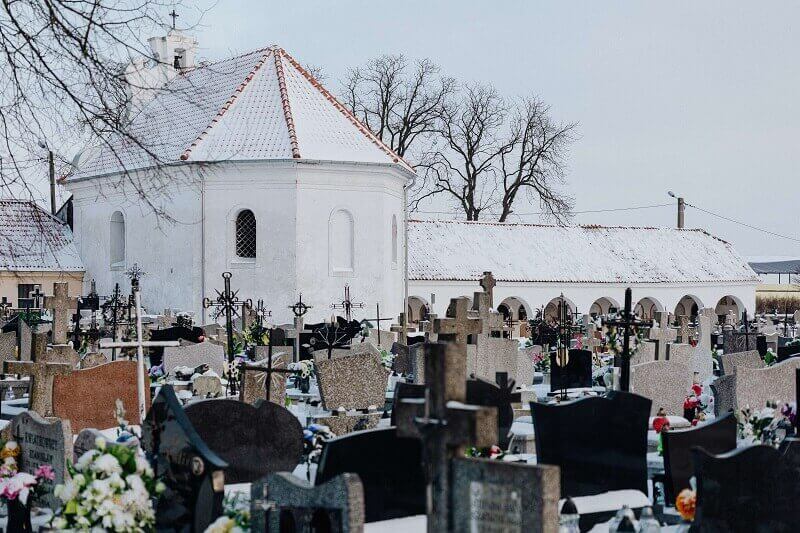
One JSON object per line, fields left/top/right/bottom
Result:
{"left": 451, "top": 457, "right": 559, "bottom": 533}
{"left": 10, "top": 411, "right": 72, "bottom": 509}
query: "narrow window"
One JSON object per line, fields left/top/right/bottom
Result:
{"left": 329, "top": 209, "right": 354, "bottom": 273}
{"left": 235, "top": 209, "right": 257, "bottom": 259}
{"left": 110, "top": 211, "right": 125, "bottom": 267}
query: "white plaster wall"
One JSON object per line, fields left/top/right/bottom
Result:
{"left": 201, "top": 162, "right": 298, "bottom": 324}
{"left": 409, "top": 280, "right": 757, "bottom": 321}
{"left": 67, "top": 169, "right": 202, "bottom": 315}
{"left": 295, "top": 162, "right": 406, "bottom": 324}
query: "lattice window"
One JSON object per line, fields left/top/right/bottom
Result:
{"left": 236, "top": 209, "right": 257, "bottom": 259}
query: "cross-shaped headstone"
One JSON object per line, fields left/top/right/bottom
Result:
{"left": 0, "top": 296, "right": 11, "bottom": 319}
{"left": 100, "top": 290, "right": 178, "bottom": 421}
{"left": 583, "top": 315, "right": 602, "bottom": 353}
{"left": 648, "top": 311, "right": 677, "bottom": 360}
{"left": 395, "top": 341, "right": 497, "bottom": 532}
{"left": 432, "top": 297, "right": 482, "bottom": 380}
{"left": 363, "top": 303, "right": 392, "bottom": 346}
{"left": 240, "top": 328, "right": 295, "bottom": 403}
{"left": 44, "top": 283, "right": 78, "bottom": 345}
{"left": 29, "top": 287, "right": 44, "bottom": 309}
{"left": 4, "top": 360, "right": 72, "bottom": 416}
{"left": 677, "top": 315, "right": 691, "bottom": 344}
{"left": 479, "top": 271, "right": 497, "bottom": 308}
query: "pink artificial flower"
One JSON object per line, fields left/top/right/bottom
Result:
{"left": 34, "top": 464, "right": 55, "bottom": 481}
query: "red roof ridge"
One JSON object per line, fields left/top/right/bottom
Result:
{"left": 180, "top": 49, "right": 273, "bottom": 161}
{"left": 275, "top": 47, "right": 415, "bottom": 173}
{"left": 272, "top": 47, "right": 301, "bottom": 159}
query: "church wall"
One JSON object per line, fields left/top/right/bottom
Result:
{"left": 200, "top": 162, "right": 299, "bottom": 324}
{"left": 295, "top": 163, "right": 407, "bottom": 324}
{"left": 66, "top": 170, "right": 203, "bottom": 317}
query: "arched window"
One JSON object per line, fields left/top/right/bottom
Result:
{"left": 235, "top": 209, "right": 257, "bottom": 259}
{"left": 391, "top": 215, "right": 398, "bottom": 264}
{"left": 329, "top": 209, "right": 354, "bottom": 273}
{"left": 110, "top": 211, "right": 125, "bottom": 268}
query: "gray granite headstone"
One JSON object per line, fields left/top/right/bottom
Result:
{"left": 18, "top": 320, "right": 32, "bottom": 361}
{"left": 251, "top": 472, "right": 364, "bottom": 532}
{"left": 719, "top": 350, "right": 764, "bottom": 376}
{"left": 164, "top": 341, "right": 226, "bottom": 377}
{"left": 711, "top": 375, "right": 737, "bottom": 417}
{"left": 451, "top": 457, "right": 560, "bottom": 533}
{"left": 735, "top": 358, "right": 800, "bottom": 411}
{"left": 10, "top": 411, "right": 72, "bottom": 509}
{"left": 0, "top": 330, "right": 17, "bottom": 362}
{"left": 79, "top": 351, "right": 109, "bottom": 369}
{"left": 630, "top": 360, "right": 692, "bottom": 416}
{"left": 316, "top": 351, "right": 389, "bottom": 411}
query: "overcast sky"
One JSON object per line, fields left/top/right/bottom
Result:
{"left": 182, "top": 0, "right": 799, "bottom": 258}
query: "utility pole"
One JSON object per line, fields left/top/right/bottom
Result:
{"left": 48, "top": 150, "right": 56, "bottom": 215}
{"left": 668, "top": 191, "right": 685, "bottom": 229}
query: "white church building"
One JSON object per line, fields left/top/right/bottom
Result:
{"left": 65, "top": 32, "right": 413, "bottom": 323}
{"left": 63, "top": 30, "right": 758, "bottom": 326}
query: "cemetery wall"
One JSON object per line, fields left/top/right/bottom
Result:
{"left": 410, "top": 280, "right": 756, "bottom": 320}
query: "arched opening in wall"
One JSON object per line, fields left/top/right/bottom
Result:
{"left": 543, "top": 296, "right": 577, "bottom": 323}
{"left": 391, "top": 215, "right": 398, "bottom": 265}
{"left": 497, "top": 303, "right": 511, "bottom": 320}
{"left": 407, "top": 296, "right": 430, "bottom": 324}
{"left": 634, "top": 297, "right": 663, "bottom": 321}
{"left": 110, "top": 211, "right": 125, "bottom": 269}
{"left": 674, "top": 295, "right": 703, "bottom": 320}
{"left": 329, "top": 209, "right": 354, "bottom": 274}
{"left": 715, "top": 295, "right": 744, "bottom": 321}
{"left": 498, "top": 296, "right": 531, "bottom": 320}
{"left": 235, "top": 209, "right": 257, "bottom": 259}
{"left": 590, "top": 297, "right": 621, "bottom": 317}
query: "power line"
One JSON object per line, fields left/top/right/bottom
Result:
{"left": 686, "top": 203, "right": 800, "bottom": 244}
{"left": 415, "top": 202, "right": 673, "bottom": 217}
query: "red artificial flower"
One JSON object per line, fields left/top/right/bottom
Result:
{"left": 691, "top": 384, "right": 702, "bottom": 396}
{"left": 653, "top": 416, "right": 670, "bottom": 433}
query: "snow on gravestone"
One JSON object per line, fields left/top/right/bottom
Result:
{"left": 52, "top": 360, "right": 150, "bottom": 433}
{"left": 163, "top": 341, "right": 226, "bottom": 377}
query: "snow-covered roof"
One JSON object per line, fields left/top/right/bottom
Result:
{"left": 0, "top": 200, "right": 84, "bottom": 272}
{"left": 408, "top": 220, "right": 758, "bottom": 284}
{"left": 71, "top": 46, "right": 412, "bottom": 179}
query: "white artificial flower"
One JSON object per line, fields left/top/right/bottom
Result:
{"left": 54, "top": 479, "right": 79, "bottom": 502}
{"left": 76, "top": 449, "right": 101, "bottom": 471}
{"left": 134, "top": 454, "right": 154, "bottom": 477}
{"left": 204, "top": 515, "right": 235, "bottom": 533}
{"left": 95, "top": 436, "right": 107, "bottom": 451}
{"left": 91, "top": 453, "right": 122, "bottom": 476}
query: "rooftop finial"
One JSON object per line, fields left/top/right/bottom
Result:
{"left": 169, "top": 9, "right": 179, "bottom": 30}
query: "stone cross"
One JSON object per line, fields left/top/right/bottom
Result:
{"left": 583, "top": 315, "right": 602, "bottom": 353}
{"left": 678, "top": 315, "right": 690, "bottom": 344}
{"left": 433, "top": 298, "right": 482, "bottom": 380}
{"left": 395, "top": 341, "right": 497, "bottom": 533}
{"left": 44, "top": 283, "right": 78, "bottom": 345}
{"left": 100, "top": 291, "right": 178, "bottom": 421}
{"left": 479, "top": 271, "right": 497, "bottom": 308}
{"left": 648, "top": 311, "right": 677, "bottom": 360}
{"left": 4, "top": 360, "right": 72, "bottom": 416}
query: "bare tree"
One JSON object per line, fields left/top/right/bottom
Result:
{"left": 341, "top": 54, "right": 454, "bottom": 159}
{"left": 413, "top": 85, "right": 576, "bottom": 223}
{"left": 497, "top": 97, "right": 576, "bottom": 223}
{"left": 413, "top": 83, "right": 507, "bottom": 221}
{"left": 0, "top": 1, "right": 181, "bottom": 209}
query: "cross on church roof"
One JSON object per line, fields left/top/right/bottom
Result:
{"left": 169, "top": 9, "right": 179, "bottom": 29}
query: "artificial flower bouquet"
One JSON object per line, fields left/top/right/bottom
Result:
{"left": 683, "top": 382, "right": 714, "bottom": 425}
{"left": 738, "top": 401, "right": 796, "bottom": 447}
{"left": 288, "top": 360, "right": 315, "bottom": 379}
{"left": 379, "top": 349, "right": 395, "bottom": 371}
{"left": 204, "top": 493, "right": 250, "bottom": 533}
{"left": 0, "top": 440, "right": 54, "bottom": 506}
{"left": 49, "top": 437, "right": 164, "bottom": 531}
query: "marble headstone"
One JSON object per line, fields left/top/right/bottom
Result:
{"left": 10, "top": 411, "right": 71, "bottom": 509}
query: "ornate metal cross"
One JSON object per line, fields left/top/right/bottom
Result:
{"left": 604, "top": 288, "right": 649, "bottom": 392}
{"left": 203, "top": 272, "right": 251, "bottom": 376}
{"left": 101, "top": 283, "right": 132, "bottom": 360}
{"left": 253, "top": 299, "right": 272, "bottom": 328}
{"left": 289, "top": 294, "right": 312, "bottom": 318}
{"left": 125, "top": 263, "right": 146, "bottom": 292}
{"left": 362, "top": 303, "right": 392, "bottom": 346}
{"left": 331, "top": 285, "right": 364, "bottom": 322}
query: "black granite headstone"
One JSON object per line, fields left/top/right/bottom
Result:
{"left": 149, "top": 326, "right": 206, "bottom": 365}
{"left": 251, "top": 472, "right": 364, "bottom": 532}
{"left": 549, "top": 349, "right": 592, "bottom": 391}
{"left": 184, "top": 398, "right": 303, "bottom": 484}
{"left": 142, "top": 385, "right": 227, "bottom": 532}
{"left": 722, "top": 331, "right": 757, "bottom": 354}
{"left": 316, "top": 427, "right": 424, "bottom": 523}
{"left": 756, "top": 335, "right": 767, "bottom": 357}
{"left": 531, "top": 392, "right": 651, "bottom": 498}
{"left": 662, "top": 412, "right": 736, "bottom": 504}
{"left": 778, "top": 344, "right": 800, "bottom": 362}
{"left": 692, "top": 439, "right": 800, "bottom": 530}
